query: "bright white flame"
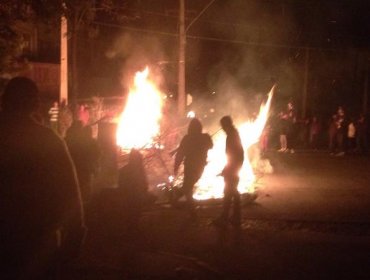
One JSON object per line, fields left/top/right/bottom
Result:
{"left": 116, "top": 67, "right": 163, "bottom": 149}
{"left": 193, "top": 86, "right": 274, "bottom": 200}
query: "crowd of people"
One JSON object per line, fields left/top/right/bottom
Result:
{"left": 326, "top": 106, "right": 368, "bottom": 156}
{"left": 263, "top": 103, "right": 369, "bottom": 156}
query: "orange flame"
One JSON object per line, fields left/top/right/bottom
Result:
{"left": 193, "top": 86, "right": 274, "bottom": 200}
{"left": 116, "top": 67, "right": 163, "bottom": 149}
{"left": 116, "top": 71, "right": 274, "bottom": 200}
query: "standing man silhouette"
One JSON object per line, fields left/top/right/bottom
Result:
{"left": 0, "top": 77, "right": 86, "bottom": 279}
{"left": 213, "top": 116, "right": 244, "bottom": 227}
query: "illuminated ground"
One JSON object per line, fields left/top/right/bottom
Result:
{"left": 65, "top": 151, "right": 370, "bottom": 279}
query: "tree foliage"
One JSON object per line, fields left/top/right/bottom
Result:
{"left": 0, "top": 25, "right": 24, "bottom": 76}
{"left": 0, "top": 0, "right": 135, "bottom": 89}
{"left": 0, "top": 1, "right": 29, "bottom": 76}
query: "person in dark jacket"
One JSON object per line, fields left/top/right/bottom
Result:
{"left": 118, "top": 149, "right": 154, "bottom": 232}
{"left": 174, "top": 118, "right": 213, "bottom": 218}
{"left": 0, "top": 77, "right": 86, "bottom": 280}
{"left": 65, "top": 121, "right": 100, "bottom": 203}
{"left": 213, "top": 116, "right": 244, "bottom": 227}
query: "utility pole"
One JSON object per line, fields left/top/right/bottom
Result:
{"left": 177, "top": 0, "right": 217, "bottom": 116}
{"left": 178, "top": 0, "right": 186, "bottom": 116}
{"left": 60, "top": 15, "right": 68, "bottom": 104}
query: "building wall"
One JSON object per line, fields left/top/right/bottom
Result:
{"left": 20, "top": 62, "right": 60, "bottom": 100}
{"left": 12, "top": 21, "right": 60, "bottom": 100}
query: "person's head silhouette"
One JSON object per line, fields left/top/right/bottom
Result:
{"left": 187, "top": 117, "right": 202, "bottom": 135}
{"left": 220, "top": 115, "right": 234, "bottom": 133}
{"left": 129, "top": 149, "right": 144, "bottom": 167}
{"left": 1, "top": 77, "right": 39, "bottom": 116}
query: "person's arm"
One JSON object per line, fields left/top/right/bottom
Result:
{"left": 174, "top": 137, "right": 186, "bottom": 175}
{"left": 206, "top": 134, "right": 213, "bottom": 150}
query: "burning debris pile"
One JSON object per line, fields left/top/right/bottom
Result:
{"left": 115, "top": 67, "right": 274, "bottom": 203}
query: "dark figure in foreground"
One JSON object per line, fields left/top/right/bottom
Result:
{"left": 118, "top": 149, "right": 155, "bottom": 232}
{"left": 65, "top": 121, "right": 100, "bottom": 203}
{"left": 0, "top": 77, "right": 86, "bottom": 280}
{"left": 213, "top": 116, "right": 244, "bottom": 227}
{"left": 174, "top": 118, "right": 213, "bottom": 217}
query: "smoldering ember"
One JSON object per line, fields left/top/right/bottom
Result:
{"left": 0, "top": 1, "right": 369, "bottom": 279}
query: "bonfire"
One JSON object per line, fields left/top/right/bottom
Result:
{"left": 116, "top": 67, "right": 274, "bottom": 202}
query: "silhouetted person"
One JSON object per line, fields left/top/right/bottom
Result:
{"left": 0, "top": 77, "right": 86, "bottom": 280}
{"left": 286, "top": 102, "right": 297, "bottom": 153}
{"left": 76, "top": 104, "right": 89, "bottom": 126}
{"left": 213, "top": 116, "right": 244, "bottom": 228}
{"left": 65, "top": 121, "right": 100, "bottom": 203}
{"left": 335, "top": 106, "right": 346, "bottom": 156}
{"left": 174, "top": 118, "right": 213, "bottom": 218}
{"left": 347, "top": 117, "right": 356, "bottom": 154}
{"left": 328, "top": 114, "right": 338, "bottom": 154}
{"left": 118, "top": 149, "right": 154, "bottom": 233}
{"left": 277, "top": 111, "right": 289, "bottom": 152}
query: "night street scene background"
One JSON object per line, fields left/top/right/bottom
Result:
{"left": 1, "top": 0, "right": 370, "bottom": 279}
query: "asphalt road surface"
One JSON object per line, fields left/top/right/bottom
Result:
{"left": 66, "top": 151, "right": 370, "bottom": 279}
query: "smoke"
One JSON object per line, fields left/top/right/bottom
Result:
{"left": 190, "top": 74, "right": 271, "bottom": 136}
{"left": 189, "top": 0, "right": 302, "bottom": 117}
{"left": 105, "top": 32, "right": 170, "bottom": 92}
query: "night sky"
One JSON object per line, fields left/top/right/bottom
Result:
{"left": 91, "top": 0, "right": 369, "bottom": 117}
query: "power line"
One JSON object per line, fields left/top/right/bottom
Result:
{"left": 93, "top": 21, "right": 178, "bottom": 37}
{"left": 92, "top": 20, "right": 352, "bottom": 52}
{"left": 186, "top": 0, "right": 217, "bottom": 33}
{"left": 124, "top": 8, "right": 265, "bottom": 32}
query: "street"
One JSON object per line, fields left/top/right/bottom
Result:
{"left": 68, "top": 151, "right": 370, "bottom": 279}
